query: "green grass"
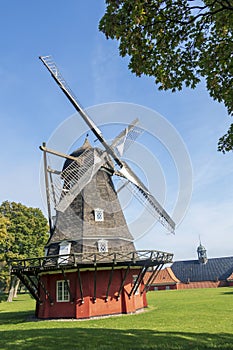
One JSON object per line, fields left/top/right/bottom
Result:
{"left": 1, "top": 288, "right": 233, "bottom": 349}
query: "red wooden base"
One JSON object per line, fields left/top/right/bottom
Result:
{"left": 36, "top": 268, "right": 148, "bottom": 319}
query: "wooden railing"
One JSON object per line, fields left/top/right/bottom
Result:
{"left": 11, "top": 250, "right": 173, "bottom": 272}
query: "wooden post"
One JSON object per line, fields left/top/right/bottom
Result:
{"left": 93, "top": 265, "right": 97, "bottom": 303}
{"left": 105, "top": 264, "right": 115, "bottom": 302}
{"left": 77, "top": 268, "right": 84, "bottom": 304}
{"left": 42, "top": 142, "right": 53, "bottom": 235}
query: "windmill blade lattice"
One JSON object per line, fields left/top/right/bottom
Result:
{"left": 45, "top": 148, "right": 109, "bottom": 213}
{"left": 116, "top": 161, "right": 175, "bottom": 233}
{"left": 56, "top": 148, "right": 109, "bottom": 212}
{"left": 126, "top": 181, "right": 175, "bottom": 233}
{"left": 39, "top": 56, "right": 82, "bottom": 113}
{"left": 111, "top": 118, "right": 144, "bottom": 157}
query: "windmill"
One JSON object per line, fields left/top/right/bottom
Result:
{"left": 39, "top": 55, "right": 175, "bottom": 238}
{"left": 10, "top": 56, "right": 174, "bottom": 320}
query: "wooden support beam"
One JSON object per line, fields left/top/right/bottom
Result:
{"left": 36, "top": 276, "right": 54, "bottom": 305}
{"left": 77, "top": 268, "right": 84, "bottom": 304}
{"left": 137, "top": 265, "right": 150, "bottom": 289}
{"left": 42, "top": 142, "right": 53, "bottom": 235}
{"left": 105, "top": 264, "right": 115, "bottom": 302}
{"left": 15, "top": 272, "right": 41, "bottom": 304}
{"left": 129, "top": 267, "right": 143, "bottom": 297}
{"left": 93, "top": 265, "right": 97, "bottom": 303}
{"left": 40, "top": 144, "right": 81, "bottom": 163}
{"left": 26, "top": 274, "right": 41, "bottom": 297}
{"left": 129, "top": 265, "right": 149, "bottom": 297}
{"left": 142, "top": 263, "right": 164, "bottom": 293}
{"left": 117, "top": 265, "right": 131, "bottom": 300}
{"left": 48, "top": 170, "right": 57, "bottom": 207}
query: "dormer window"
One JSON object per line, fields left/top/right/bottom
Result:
{"left": 58, "top": 241, "right": 71, "bottom": 264}
{"left": 94, "top": 208, "right": 104, "bottom": 222}
{"left": 98, "top": 239, "right": 108, "bottom": 253}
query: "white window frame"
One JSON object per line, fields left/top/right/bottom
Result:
{"left": 58, "top": 241, "right": 71, "bottom": 265}
{"left": 94, "top": 208, "right": 104, "bottom": 222}
{"left": 98, "top": 239, "right": 108, "bottom": 253}
{"left": 56, "top": 280, "right": 70, "bottom": 302}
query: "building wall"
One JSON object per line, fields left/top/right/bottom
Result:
{"left": 147, "top": 281, "right": 229, "bottom": 291}
{"left": 148, "top": 284, "right": 178, "bottom": 291}
{"left": 177, "top": 281, "right": 228, "bottom": 289}
{"left": 37, "top": 268, "right": 147, "bottom": 319}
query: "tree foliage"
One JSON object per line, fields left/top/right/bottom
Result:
{"left": 218, "top": 123, "right": 233, "bottom": 152}
{"left": 99, "top": 0, "right": 233, "bottom": 152}
{"left": 0, "top": 201, "right": 48, "bottom": 295}
{"left": 0, "top": 215, "right": 12, "bottom": 295}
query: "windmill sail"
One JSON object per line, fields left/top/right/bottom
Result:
{"left": 116, "top": 161, "right": 175, "bottom": 233}
{"left": 39, "top": 55, "right": 123, "bottom": 168}
{"left": 40, "top": 145, "right": 110, "bottom": 213}
{"left": 56, "top": 148, "right": 109, "bottom": 212}
{"left": 110, "top": 118, "right": 143, "bottom": 157}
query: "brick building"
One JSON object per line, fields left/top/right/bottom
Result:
{"left": 146, "top": 243, "right": 233, "bottom": 290}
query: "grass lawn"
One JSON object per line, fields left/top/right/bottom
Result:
{"left": 0, "top": 287, "right": 233, "bottom": 350}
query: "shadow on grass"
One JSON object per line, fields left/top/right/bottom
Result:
{"left": 0, "top": 310, "right": 35, "bottom": 325}
{"left": 0, "top": 328, "right": 233, "bottom": 350}
{"left": 221, "top": 290, "right": 233, "bottom": 295}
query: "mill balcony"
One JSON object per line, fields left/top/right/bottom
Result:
{"left": 11, "top": 250, "right": 173, "bottom": 274}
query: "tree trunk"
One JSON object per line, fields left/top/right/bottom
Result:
{"left": 13, "top": 278, "right": 20, "bottom": 298}
{"left": 7, "top": 275, "right": 17, "bottom": 302}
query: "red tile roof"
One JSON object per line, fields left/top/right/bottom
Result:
{"left": 144, "top": 267, "right": 180, "bottom": 286}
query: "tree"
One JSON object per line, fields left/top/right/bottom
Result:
{"left": 0, "top": 215, "right": 12, "bottom": 299}
{"left": 99, "top": 0, "right": 233, "bottom": 152}
{"left": 0, "top": 201, "right": 49, "bottom": 301}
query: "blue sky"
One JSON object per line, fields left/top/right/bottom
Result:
{"left": 0, "top": 1, "right": 232, "bottom": 261}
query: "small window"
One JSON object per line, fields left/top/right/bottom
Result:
{"left": 98, "top": 239, "right": 108, "bottom": 253}
{"left": 94, "top": 208, "right": 104, "bottom": 222}
{"left": 165, "top": 286, "right": 170, "bottom": 290}
{"left": 58, "top": 241, "right": 71, "bottom": 264}
{"left": 56, "top": 280, "right": 70, "bottom": 302}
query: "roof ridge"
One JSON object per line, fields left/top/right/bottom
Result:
{"left": 174, "top": 255, "right": 233, "bottom": 263}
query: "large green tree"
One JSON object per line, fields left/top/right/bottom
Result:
{"left": 99, "top": 0, "right": 233, "bottom": 152}
{"left": 0, "top": 201, "right": 48, "bottom": 300}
